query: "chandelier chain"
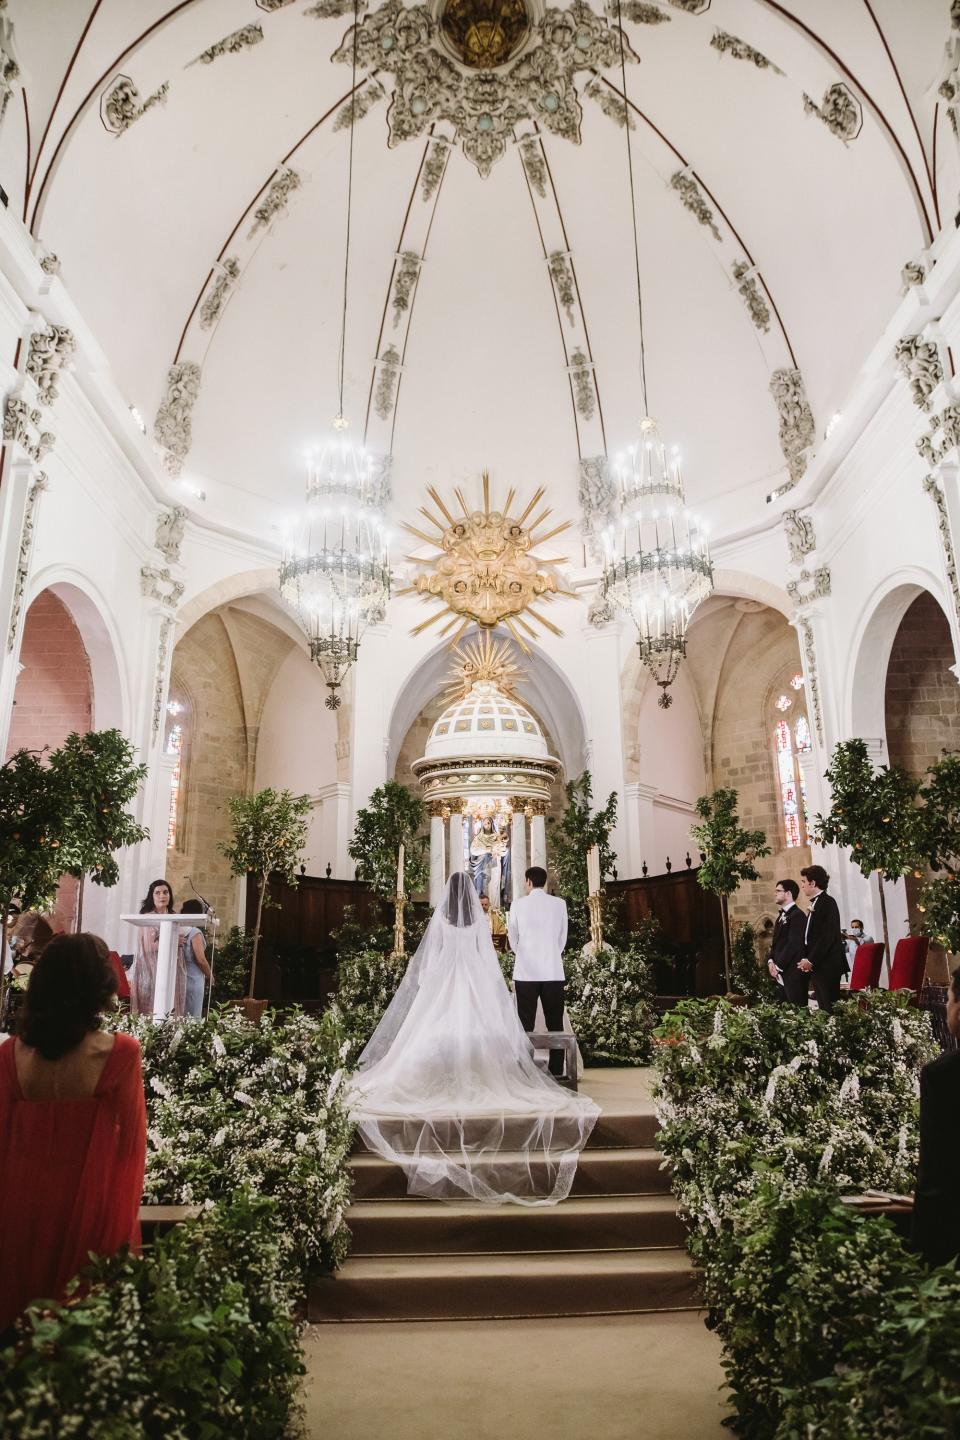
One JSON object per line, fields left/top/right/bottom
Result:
{"left": 337, "top": 0, "right": 360, "bottom": 419}
{"left": 615, "top": 0, "right": 648, "bottom": 417}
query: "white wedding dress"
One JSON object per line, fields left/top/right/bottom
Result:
{"left": 347, "top": 874, "right": 599, "bottom": 1205}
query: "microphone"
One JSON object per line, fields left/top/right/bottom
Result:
{"left": 185, "top": 876, "right": 212, "bottom": 914}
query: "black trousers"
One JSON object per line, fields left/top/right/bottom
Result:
{"left": 811, "top": 968, "right": 842, "bottom": 1013}
{"left": 515, "top": 980, "right": 566, "bottom": 1076}
{"left": 780, "top": 966, "right": 811, "bottom": 1007}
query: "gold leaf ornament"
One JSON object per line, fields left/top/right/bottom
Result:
{"left": 401, "top": 472, "right": 572, "bottom": 650}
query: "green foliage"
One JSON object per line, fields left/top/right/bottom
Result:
{"left": 329, "top": 946, "right": 410, "bottom": 1054}
{"left": 0, "top": 729, "right": 147, "bottom": 915}
{"left": 0, "top": 1191, "right": 305, "bottom": 1439}
{"left": 120, "top": 1005, "right": 354, "bottom": 1279}
{"left": 815, "top": 738, "right": 925, "bottom": 880}
{"left": 690, "top": 788, "right": 770, "bottom": 991}
{"left": 549, "top": 771, "right": 618, "bottom": 950}
{"left": 220, "top": 787, "right": 311, "bottom": 887}
{"left": 653, "top": 994, "right": 946, "bottom": 1437}
{"left": 690, "top": 789, "right": 770, "bottom": 900}
{"left": 729, "top": 921, "right": 777, "bottom": 1004}
{"left": 565, "top": 922, "right": 658, "bottom": 1064}
{"left": 211, "top": 925, "right": 253, "bottom": 1001}
{"left": 917, "top": 753, "right": 960, "bottom": 953}
{"left": 219, "top": 787, "right": 311, "bottom": 995}
{"left": 348, "top": 780, "right": 429, "bottom": 901}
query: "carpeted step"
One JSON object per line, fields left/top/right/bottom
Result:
{"left": 347, "top": 1194, "right": 685, "bottom": 1255}
{"left": 348, "top": 1146, "right": 671, "bottom": 1200}
{"left": 308, "top": 1247, "right": 699, "bottom": 1323}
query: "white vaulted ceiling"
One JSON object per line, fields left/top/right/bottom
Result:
{"left": 2, "top": 0, "right": 953, "bottom": 542}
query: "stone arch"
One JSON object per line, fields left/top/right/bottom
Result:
{"left": 845, "top": 567, "right": 951, "bottom": 743}
{"left": 24, "top": 568, "right": 128, "bottom": 734}
{"left": 385, "top": 632, "right": 588, "bottom": 783}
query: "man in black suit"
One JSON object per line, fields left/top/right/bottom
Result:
{"left": 767, "top": 879, "right": 808, "bottom": 1005}
{"left": 797, "top": 864, "right": 847, "bottom": 1012}
{"left": 912, "top": 968, "right": 960, "bottom": 1267}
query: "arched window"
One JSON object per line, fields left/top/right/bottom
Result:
{"left": 164, "top": 692, "right": 190, "bottom": 853}
{"left": 772, "top": 691, "right": 812, "bottom": 848}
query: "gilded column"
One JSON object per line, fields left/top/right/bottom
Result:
{"left": 529, "top": 798, "right": 548, "bottom": 872}
{"left": 428, "top": 801, "right": 446, "bottom": 906}
{"left": 509, "top": 797, "right": 528, "bottom": 902}
{"left": 447, "top": 798, "right": 465, "bottom": 874}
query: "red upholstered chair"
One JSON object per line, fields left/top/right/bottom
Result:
{"left": 888, "top": 936, "right": 930, "bottom": 995}
{"left": 848, "top": 942, "right": 885, "bottom": 992}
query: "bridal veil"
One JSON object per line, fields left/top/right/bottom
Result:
{"left": 347, "top": 873, "right": 599, "bottom": 1205}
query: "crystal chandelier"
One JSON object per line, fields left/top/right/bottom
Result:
{"left": 277, "top": 0, "right": 391, "bottom": 710}
{"left": 599, "top": 0, "right": 714, "bottom": 708}
{"left": 602, "top": 418, "right": 712, "bottom": 708}
{"left": 279, "top": 417, "right": 391, "bottom": 710}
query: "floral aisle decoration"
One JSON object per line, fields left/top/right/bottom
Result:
{"left": 0, "top": 1192, "right": 305, "bottom": 1438}
{"left": 652, "top": 994, "right": 954, "bottom": 1438}
{"left": 565, "top": 921, "right": 659, "bottom": 1064}
{"left": 123, "top": 1005, "right": 355, "bottom": 1277}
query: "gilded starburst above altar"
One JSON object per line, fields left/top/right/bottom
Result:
{"left": 399, "top": 471, "right": 572, "bottom": 649}
{"left": 330, "top": 0, "right": 639, "bottom": 176}
{"left": 443, "top": 631, "right": 524, "bottom": 703}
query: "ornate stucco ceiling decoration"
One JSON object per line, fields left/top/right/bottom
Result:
{"left": 398, "top": 472, "right": 573, "bottom": 649}
{"left": 439, "top": 0, "right": 530, "bottom": 69}
{"left": 330, "top": 0, "right": 639, "bottom": 175}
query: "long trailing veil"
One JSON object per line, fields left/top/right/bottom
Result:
{"left": 346, "top": 872, "right": 599, "bottom": 1205}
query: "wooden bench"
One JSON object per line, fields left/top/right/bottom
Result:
{"left": 138, "top": 1204, "right": 201, "bottom": 1242}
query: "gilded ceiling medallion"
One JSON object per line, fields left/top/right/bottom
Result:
{"left": 399, "top": 471, "right": 572, "bottom": 650}
{"left": 438, "top": 0, "right": 530, "bottom": 69}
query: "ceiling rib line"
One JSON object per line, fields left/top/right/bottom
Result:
{"left": 172, "top": 79, "right": 369, "bottom": 368}
{"left": 750, "top": 0, "right": 934, "bottom": 243}
{"left": 362, "top": 131, "right": 451, "bottom": 453}
{"left": 858, "top": 0, "right": 938, "bottom": 226}
{"left": 537, "top": 131, "right": 608, "bottom": 456}
{"left": 517, "top": 131, "right": 601, "bottom": 466}
{"left": 596, "top": 74, "right": 798, "bottom": 372}
{"left": 25, "top": 0, "right": 105, "bottom": 201}
{"left": 20, "top": 89, "right": 30, "bottom": 224}
{"left": 27, "top": 0, "right": 202, "bottom": 237}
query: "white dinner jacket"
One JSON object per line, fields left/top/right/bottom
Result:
{"left": 508, "top": 888, "right": 568, "bottom": 983}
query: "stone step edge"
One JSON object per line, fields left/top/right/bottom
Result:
{"left": 309, "top": 1303, "right": 703, "bottom": 1325}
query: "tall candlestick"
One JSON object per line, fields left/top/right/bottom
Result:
{"left": 587, "top": 844, "right": 601, "bottom": 897}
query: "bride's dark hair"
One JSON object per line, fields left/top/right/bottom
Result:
{"left": 442, "top": 872, "right": 477, "bottom": 927}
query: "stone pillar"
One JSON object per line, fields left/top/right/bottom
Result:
{"left": 448, "top": 798, "right": 465, "bottom": 873}
{"left": 429, "top": 804, "right": 445, "bottom": 906}
{"left": 0, "top": 460, "right": 45, "bottom": 758}
{"left": 315, "top": 781, "right": 352, "bottom": 879}
{"left": 623, "top": 781, "right": 657, "bottom": 879}
{"left": 510, "top": 798, "right": 528, "bottom": 902}
{"left": 529, "top": 799, "right": 548, "bottom": 872}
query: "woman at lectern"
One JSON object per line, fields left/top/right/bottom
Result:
{"left": 0, "top": 933, "right": 146, "bottom": 1332}
{"left": 131, "top": 878, "right": 185, "bottom": 1016}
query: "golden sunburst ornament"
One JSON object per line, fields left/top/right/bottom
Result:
{"left": 398, "top": 471, "right": 572, "bottom": 652}
{"left": 442, "top": 632, "right": 524, "bottom": 705}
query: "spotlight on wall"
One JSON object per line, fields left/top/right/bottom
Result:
{"left": 129, "top": 404, "right": 146, "bottom": 434}
{"left": 824, "top": 411, "right": 842, "bottom": 440}
{"left": 179, "top": 478, "right": 206, "bottom": 502}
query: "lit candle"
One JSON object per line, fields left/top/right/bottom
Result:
{"left": 397, "top": 843, "right": 405, "bottom": 896}
{"left": 587, "top": 844, "right": 600, "bottom": 896}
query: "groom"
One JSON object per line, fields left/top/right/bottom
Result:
{"left": 508, "top": 866, "right": 567, "bottom": 1077}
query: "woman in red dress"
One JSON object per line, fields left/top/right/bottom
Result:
{"left": 0, "top": 933, "right": 146, "bottom": 1332}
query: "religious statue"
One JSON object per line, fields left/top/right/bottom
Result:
{"left": 469, "top": 815, "right": 510, "bottom": 909}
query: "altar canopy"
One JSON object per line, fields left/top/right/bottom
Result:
{"left": 413, "top": 679, "right": 561, "bottom": 907}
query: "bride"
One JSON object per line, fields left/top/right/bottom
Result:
{"left": 347, "top": 872, "right": 599, "bottom": 1205}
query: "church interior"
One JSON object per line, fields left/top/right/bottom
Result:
{"left": 2, "top": 1, "right": 960, "bottom": 1436}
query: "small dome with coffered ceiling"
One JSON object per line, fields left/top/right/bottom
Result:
{"left": 422, "top": 680, "right": 549, "bottom": 762}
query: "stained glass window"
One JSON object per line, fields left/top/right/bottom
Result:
{"left": 776, "top": 720, "right": 803, "bottom": 847}
{"left": 790, "top": 672, "right": 804, "bottom": 691}
{"left": 775, "top": 694, "right": 792, "bottom": 712}
{"left": 166, "top": 723, "right": 183, "bottom": 850}
{"left": 795, "top": 714, "right": 812, "bottom": 753}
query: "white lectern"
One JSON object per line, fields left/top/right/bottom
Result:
{"left": 122, "top": 912, "right": 209, "bottom": 1018}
